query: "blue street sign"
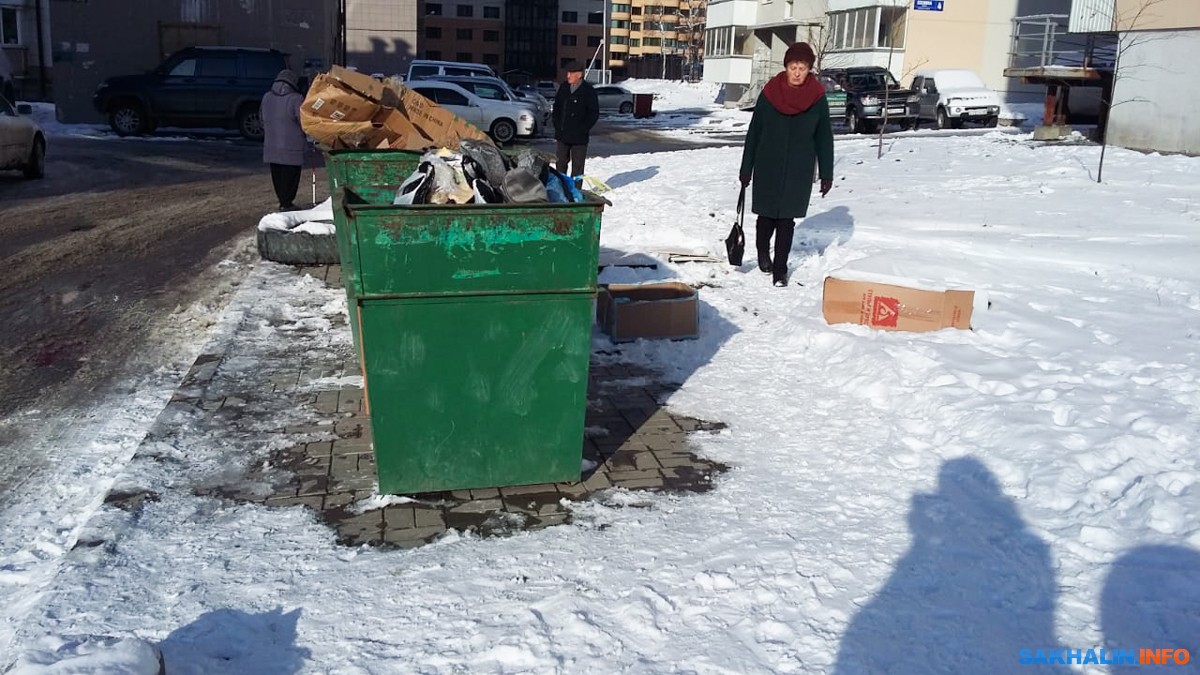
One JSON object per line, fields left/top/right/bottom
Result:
{"left": 914, "top": 0, "right": 944, "bottom": 10}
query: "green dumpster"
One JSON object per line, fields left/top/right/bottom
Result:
{"left": 324, "top": 149, "right": 423, "bottom": 359}
{"left": 341, "top": 188, "right": 604, "bottom": 494}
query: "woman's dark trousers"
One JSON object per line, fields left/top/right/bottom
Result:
{"left": 756, "top": 216, "right": 796, "bottom": 281}
{"left": 270, "top": 163, "right": 302, "bottom": 209}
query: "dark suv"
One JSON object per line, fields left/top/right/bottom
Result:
{"left": 93, "top": 47, "right": 289, "bottom": 140}
{"left": 822, "top": 66, "right": 918, "bottom": 134}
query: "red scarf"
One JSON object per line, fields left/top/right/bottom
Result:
{"left": 762, "top": 71, "right": 825, "bottom": 115}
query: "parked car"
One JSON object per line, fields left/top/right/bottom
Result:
{"left": 513, "top": 85, "right": 554, "bottom": 124}
{"left": 421, "top": 74, "right": 550, "bottom": 130}
{"left": 594, "top": 85, "right": 634, "bottom": 114}
{"left": 406, "top": 59, "right": 496, "bottom": 82}
{"left": 406, "top": 80, "right": 535, "bottom": 143}
{"left": 0, "top": 95, "right": 45, "bottom": 179}
{"left": 823, "top": 66, "right": 919, "bottom": 134}
{"left": 92, "top": 46, "right": 289, "bottom": 140}
{"left": 911, "top": 69, "right": 1001, "bottom": 129}
{"left": 817, "top": 74, "right": 848, "bottom": 122}
{"left": 535, "top": 80, "right": 558, "bottom": 99}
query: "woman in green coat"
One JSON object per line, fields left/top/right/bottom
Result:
{"left": 739, "top": 42, "right": 835, "bottom": 287}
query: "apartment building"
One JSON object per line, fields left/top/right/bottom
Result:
{"left": 417, "top": 0, "right": 505, "bottom": 72}
{"left": 347, "top": 0, "right": 418, "bottom": 76}
{"left": 1077, "top": 0, "right": 1200, "bottom": 154}
{"left": 1, "top": 0, "right": 50, "bottom": 100}
{"left": 707, "top": 0, "right": 1074, "bottom": 108}
{"left": 557, "top": 0, "right": 606, "bottom": 75}
{"left": 608, "top": 0, "right": 706, "bottom": 80}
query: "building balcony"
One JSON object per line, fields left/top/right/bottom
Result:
{"left": 611, "top": 27, "right": 629, "bottom": 37}
{"left": 612, "top": 10, "right": 630, "bottom": 20}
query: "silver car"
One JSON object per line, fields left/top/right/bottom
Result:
{"left": 594, "top": 85, "right": 635, "bottom": 114}
{"left": 0, "top": 96, "right": 45, "bottom": 179}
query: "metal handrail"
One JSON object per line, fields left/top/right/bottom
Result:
{"left": 1008, "top": 14, "right": 1115, "bottom": 71}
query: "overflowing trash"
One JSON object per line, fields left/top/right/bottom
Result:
{"left": 301, "top": 65, "right": 492, "bottom": 150}
{"left": 394, "top": 142, "right": 586, "bottom": 206}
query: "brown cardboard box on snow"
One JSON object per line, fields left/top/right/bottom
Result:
{"left": 300, "top": 65, "right": 491, "bottom": 150}
{"left": 822, "top": 277, "right": 974, "bottom": 332}
{"left": 597, "top": 282, "right": 699, "bottom": 342}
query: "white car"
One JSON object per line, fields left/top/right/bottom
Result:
{"left": 911, "top": 69, "right": 1002, "bottom": 129}
{"left": 0, "top": 96, "right": 45, "bottom": 179}
{"left": 406, "top": 80, "right": 535, "bottom": 143}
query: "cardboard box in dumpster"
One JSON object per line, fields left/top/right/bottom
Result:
{"left": 597, "top": 282, "right": 699, "bottom": 342}
{"left": 822, "top": 277, "right": 974, "bottom": 332}
{"left": 301, "top": 65, "right": 491, "bottom": 150}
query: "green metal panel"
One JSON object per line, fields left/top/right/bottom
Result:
{"left": 360, "top": 293, "right": 592, "bottom": 494}
{"left": 343, "top": 197, "right": 604, "bottom": 298}
{"left": 323, "top": 150, "right": 423, "bottom": 358}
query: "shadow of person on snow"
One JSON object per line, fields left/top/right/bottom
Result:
{"left": 159, "top": 607, "right": 310, "bottom": 675}
{"left": 1101, "top": 545, "right": 1200, "bottom": 673}
{"left": 793, "top": 205, "right": 854, "bottom": 257}
{"left": 604, "top": 166, "right": 660, "bottom": 190}
{"left": 833, "top": 457, "right": 1069, "bottom": 675}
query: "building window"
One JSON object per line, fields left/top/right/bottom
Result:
{"left": 561, "top": 34, "right": 577, "bottom": 46}
{"left": 587, "top": 11, "right": 603, "bottom": 25}
{"left": 610, "top": 36, "right": 628, "bottom": 45}
{"left": 588, "top": 35, "right": 601, "bottom": 47}
{"left": 562, "top": 11, "right": 578, "bottom": 23}
{"left": 629, "top": 38, "right": 640, "bottom": 47}
{"left": 631, "top": 22, "right": 640, "bottom": 30}
{"left": 457, "top": 28, "right": 473, "bottom": 40}
{"left": 484, "top": 6, "right": 500, "bottom": 19}
{"left": 829, "top": 6, "right": 906, "bottom": 51}
{"left": 631, "top": 6, "right": 641, "bottom": 14}
{"left": 483, "top": 53, "right": 500, "bottom": 65}
{"left": 0, "top": 7, "right": 17, "bottom": 44}
{"left": 644, "top": 37, "right": 660, "bottom": 47}
{"left": 561, "top": 57, "right": 575, "bottom": 68}
{"left": 611, "top": 19, "right": 629, "bottom": 29}
{"left": 612, "top": 3, "right": 630, "bottom": 11}
{"left": 426, "top": 3, "right": 443, "bottom": 16}
{"left": 425, "top": 26, "right": 442, "bottom": 39}
{"left": 483, "top": 30, "right": 500, "bottom": 42}
{"left": 426, "top": 49, "right": 442, "bottom": 59}
{"left": 457, "top": 4, "right": 473, "bottom": 18}
{"left": 457, "top": 52, "right": 472, "bottom": 61}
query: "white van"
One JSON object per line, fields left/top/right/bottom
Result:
{"left": 406, "top": 59, "right": 495, "bottom": 83}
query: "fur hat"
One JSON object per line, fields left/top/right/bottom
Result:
{"left": 784, "top": 42, "right": 816, "bottom": 68}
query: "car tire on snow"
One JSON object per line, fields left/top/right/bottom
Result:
{"left": 255, "top": 227, "right": 339, "bottom": 266}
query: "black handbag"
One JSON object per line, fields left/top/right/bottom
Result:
{"left": 725, "top": 185, "right": 746, "bottom": 266}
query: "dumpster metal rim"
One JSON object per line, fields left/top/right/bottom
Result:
{"left": 356, "top": 288, "right": 598, "bottom": 302}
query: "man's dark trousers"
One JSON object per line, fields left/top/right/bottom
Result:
{"left": 556, "top": 142, "right": 588, "bottom": 178}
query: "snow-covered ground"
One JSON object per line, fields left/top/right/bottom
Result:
{"left": 4, "top": 84, "right": 1199, "bottom": 673}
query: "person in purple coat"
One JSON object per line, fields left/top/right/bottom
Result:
{"left": 261, "top": 69, "right": 307, "bottom": 211}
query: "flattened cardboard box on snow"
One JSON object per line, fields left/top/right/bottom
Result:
{"left": 597, "top": 282, "right": 699, "bottom": 342}
{"left": 300, "top": 65, "right": 491, "bottom": 150}
{"left": 822, "top": 277, "right": 974, "bottom": 332}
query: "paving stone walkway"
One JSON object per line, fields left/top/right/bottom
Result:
{"left": 183, "top": 264, "right": 728, "bottom": 548}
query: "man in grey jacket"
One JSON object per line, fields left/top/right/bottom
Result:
{"left": 261, "top": 69, "right": 307, "bottom": 211}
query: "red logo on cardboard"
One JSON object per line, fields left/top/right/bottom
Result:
{"left": 871, "top": 296, "right": 900, "bottom": 327}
